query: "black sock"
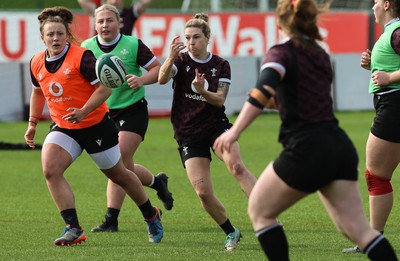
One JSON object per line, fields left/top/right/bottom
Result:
{"left": 220, "top": 219, "right": 235, "bottom": 235}
{"left": 138, "top": 199, "right": 156, "bottom": 220}
{"left": 60, "top": 208, "right": 80, "bottom": 229}
{"left": 105, "top": 208, "right": 120, "bottom": 224}
{"left": 150, "top": 175, "right": 162, "bottom": 191}
{"left": 256, "top": 223, "right": 289, "bottom": 261}
{"left": 364, "top": 235, "right": 397, "bottom": 261}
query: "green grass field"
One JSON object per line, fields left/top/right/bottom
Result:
{"left": 1, "top": 111, "right": 399, "bottom": 260}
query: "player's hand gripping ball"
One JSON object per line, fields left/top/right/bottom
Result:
{"left": 95, "top": 53, "right": 126, "bottom": 88}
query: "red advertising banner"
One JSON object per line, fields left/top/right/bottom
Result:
{"left": 0, "top": 12, "right": 91, "bottom": 62}
{"left": 319, "top": 12, "right": 371, "bottom": 53}
{"left": 132, "top": 12, "right": 372, "bottom": 56}
{"left": 0, "top": 11, "right": 376, "bottom": 62}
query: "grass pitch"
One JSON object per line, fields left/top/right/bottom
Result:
{"left": 0, "top": 111, "right": 399, "bottom": 260}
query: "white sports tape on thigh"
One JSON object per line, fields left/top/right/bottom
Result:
{"left": 43, "top": 131, "right": 82, "bottom": 161}
{"left": 89, "top": 144, "right": 121, "bottom": 170}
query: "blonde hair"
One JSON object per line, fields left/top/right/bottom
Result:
{"left": 94, "top": 4, "right": 121, "bottom": 23}
{"left": 37, "top": 6, "right": 78, "bottom": 44}
{"left": 277, "top": 0, "right": 331, "bottom": 47}
{"left": 185, "top": 13, "right": 211, "bottom": 39}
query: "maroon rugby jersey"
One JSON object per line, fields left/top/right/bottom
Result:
{"left": 260, "top": 40, "right": 337, "bottom": 142}
{"left": 171, "top": 52, "right": 231, "bottom": 143}
{"left": 119, "top": 7, "right": 138, "bottom": 35}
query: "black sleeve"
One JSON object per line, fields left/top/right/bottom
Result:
{"left": 29, "top": 57, "right": 40, "bottom": 87}
{"left": 255, "top": 67, "right": 281, "bottom": 98}
{"left": 137, "top": 39, "right": 156, "bottom": 68}
{"left": 80, "top": 50, "right": 99, "bottom": 84}
{"left": 391, "top": 28, "right": 400, "bottom": 55}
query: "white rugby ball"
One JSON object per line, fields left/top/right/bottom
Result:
{"left": 95, "top": 53, "right": 126, "bottom": 88}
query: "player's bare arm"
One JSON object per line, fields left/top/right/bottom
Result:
{"left": 197, "top": 79, "right": 229, "bottom": 108}
{"left": 77, "top": 0, "right": 96, "bottom": 15}
{"left": 360, "top": 49, "right": 371, "bottom": 71}
{"left": 218, "top": 81, "right": 229, "bottom": 98}
{"left": 136, "top": 0, "right": 152, "bottom": 15}
{"left": 159, "top": 36, "right": 184, "bottom": 84}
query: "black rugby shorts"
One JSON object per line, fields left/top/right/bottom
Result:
{"left": 177, "top": 121, "right": 232, "bottom": 168}
{"left": 109, "top": 98, "right": 149, "bottom": 140}
{"left": 371, "top": 90, "right": 400, "bottom": 143}
{"left": 49, "top": 113, "right": 119, "bottom": 154}
{"left": 273, "top": 127, "right": 358, "bottom": 193}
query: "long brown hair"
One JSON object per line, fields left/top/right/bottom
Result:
{"left": 37, "top": 6, "right": 78, "bottom": 44}
{"left": 276, "top": 0, "right": 331, "bottom": 48}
